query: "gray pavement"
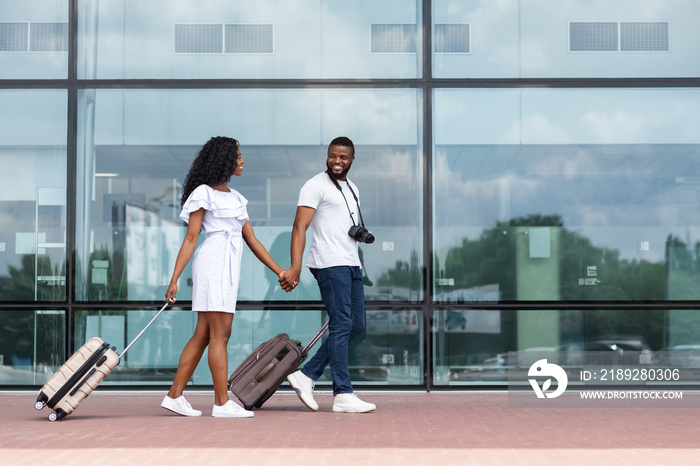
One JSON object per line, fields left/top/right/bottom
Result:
{"left": 2, "top": 391, "right": 700, "bottom": 465}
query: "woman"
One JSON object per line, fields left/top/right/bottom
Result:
{"left": 161, "top": 136, "right": 292, "bottom": 418}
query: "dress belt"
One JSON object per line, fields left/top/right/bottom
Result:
{"left": 208, "top": 230, "right": 242, "bottom": 305}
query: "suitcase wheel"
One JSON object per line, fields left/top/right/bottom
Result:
{"left": 35, "top": 392, "right": 48, "bottom": 410}
{"left": 48, "top": 408, "right": 67, "bottom": 422}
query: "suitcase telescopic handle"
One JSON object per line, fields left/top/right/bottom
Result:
{"left": 301, "top": 320, "right": 329, "bottom": 356}
{"left": 118, "top": 300, "right": 171, "bottom": 359}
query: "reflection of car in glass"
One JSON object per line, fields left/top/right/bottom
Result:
{"left": 450, "top": 353, "right": 508, "bottom": 381}
{"left": 663, "top": 345, "right": 700, "bottom": 368}
{"left": 558, "top": 339, "right": 652, "bottom": 366}
{"left": 366, "top": 311, "right": 418, "bottom": 335}
{"left": 445, "top": 311, "right": 466, "bottom": 330}
{"left": 431, "top": 311, "right": 467, "bottom": 331}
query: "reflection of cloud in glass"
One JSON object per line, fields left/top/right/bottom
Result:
{"left": 436, "top": 0, "right": 520, "bottom": 70}
{"left": 322, "top": 91, "right": 418, "bottom": 146}
{"left": 583, "top": 111, "right": 646, "bottom": 143}
{"left": 523, "top": 90, "right": 700, "bottom": 145}
{"left": 86, "top": 0, "right": 418, "bottom": 79}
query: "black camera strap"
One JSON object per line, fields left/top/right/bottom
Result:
{"left": 326, "top": 169, "right": 366, "bottom": 228}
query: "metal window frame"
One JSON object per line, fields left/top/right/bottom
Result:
{"left": 0, "top": 0, "right": 699, "bottom": 393}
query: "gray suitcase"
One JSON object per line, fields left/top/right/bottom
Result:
{"left": 228, "top": 321, "right": 328, "bottom": 410}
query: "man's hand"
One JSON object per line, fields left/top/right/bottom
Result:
{"left": 279, "top": 269, "right": 299, "bottom": 292}
{"left": 280, "top": 205, "right": 315, "bottom": 293}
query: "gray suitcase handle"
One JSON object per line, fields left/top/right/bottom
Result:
{"left": 253, "top": 321, "right": 328, "bottom": 379}
{"left": 302, "top": 320, "right": 329, "bottom": 356}
{"left": 118, "top": 300, "right": 171, "bottom": 359}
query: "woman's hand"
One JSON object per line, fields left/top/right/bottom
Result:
{"left": 278, "top": 269, "right": 297, "bottom": 292}
{"left": 165, "top": 283, "right": 178, "bottom": 303}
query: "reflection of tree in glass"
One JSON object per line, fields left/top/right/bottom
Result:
{"left": 0, "top": 254, "right": 65, "bottom": 301}
{"left": 0, "top": 255, "right": 36, "bottom": 301}
{"left": 0, "top": 306, "right": 64, "bottom": 374}
{"left": 84, "top": 246, "right": 126, "bottom": 301}
{"left": 435, "top": 214, "right": 669, "bottom": 302}
{"left": 374, "top": 250, "right": 421, "bottom": 292}
{"left": 0, "top": 310, "right": 33, "bottom": 369}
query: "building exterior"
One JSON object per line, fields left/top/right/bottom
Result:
{"left": 2, "top": 0, "right": 700, "bottom": 391}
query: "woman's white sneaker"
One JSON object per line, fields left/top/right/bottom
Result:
{"left": 212, "top": 400, "right": 254, "bottom": 418}
{"left": 332, "top": 393, "right": 376, "bottom": 413}
{"left": 161, "top": 395, "right": 202, "bottom": 417}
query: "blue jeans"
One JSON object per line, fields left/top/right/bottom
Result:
{"left": 301, "top": 266, "right": 365, "bottom": 395}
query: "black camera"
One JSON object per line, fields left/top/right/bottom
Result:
{"left": 348, "top": 225, "right": 375, "bottom": 244}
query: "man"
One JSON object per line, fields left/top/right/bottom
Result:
{"left": 281, "top": 136, "right": 376, "bottom": 413}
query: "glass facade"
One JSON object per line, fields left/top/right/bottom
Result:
{"left": 0, "top": 0, "right": 68, "bottom": 79}
{"left": 2, "top": 0, "right": 700, "bottom": 390}
{"left": 74, "top": 88, "right": 423, "bottom": 303}
{"left": 77, "top": 0, "right": 422, "bottom": 79}
{"left": 0, "top": 90, "right": 67, "bottom": 302}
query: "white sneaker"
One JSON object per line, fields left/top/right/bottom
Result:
{"left": 161, "top": 395, "right": 202, "bottom": 417}
{"left": 212, "top": 400, "right": 254, "bottom": 418}
{"left": 332, "top": 393, "right": 376, "bottom": 413}
{"left": 287, "top": 370, "right": 318, "bottom": 411}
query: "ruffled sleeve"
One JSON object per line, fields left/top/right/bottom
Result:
{"left": 179, "top": 185, "right": 249, "bottom": 224}
{"left": 179, "top": 185, "right": 214, "bottom": 224}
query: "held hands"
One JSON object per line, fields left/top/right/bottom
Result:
{"left": 278, "top": 269, "right": 299, "bottom": 292}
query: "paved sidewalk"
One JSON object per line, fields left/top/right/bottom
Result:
{"left": 2, "top": 391, "right": 700, "bottom": 465}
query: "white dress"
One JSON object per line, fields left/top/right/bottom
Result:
{"left": 179, "top": 184, "right": 249, "bottom": 313}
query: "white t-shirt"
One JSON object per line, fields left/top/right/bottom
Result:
{"left": 298, "top": 171, "right": 362, "bottom": 269}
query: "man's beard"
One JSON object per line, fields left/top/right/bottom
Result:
{"left": 326, "top": 162, "right": 350, "bottom": 180}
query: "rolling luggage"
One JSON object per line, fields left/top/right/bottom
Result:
{"left": 35, "top": 300, "right": 171, "bottom": 421}
{"left": 228, "top": 321, "right": 328, "bottom": 410}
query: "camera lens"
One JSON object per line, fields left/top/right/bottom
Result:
{"left": 349, "top": 225, "right": 375, "bottom": 244}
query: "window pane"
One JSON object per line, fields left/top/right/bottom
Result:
{"left": 359, "top": 310, "right": 423, "bottom": 385}
{"left": 76, "top": 88, "right": 423, "bottom": 303}
{"left": 0, "top": 90, "right": 67, "bottom": 302}
{"left": 72, "top": 308, "right": 195, "bottom": 385}
{"left": 569, "top": 22, "right": 618, "bottom": 52}
{"left": 0, "top": 1, "right": 68, "bottom": 79}
{"left": 224, "top": 24, "right": 274, "bottom": 54}
{"left": 433, "top": 88, "right": 700, "bottom": 303}
{"left": 620, "top": 22, "right": 670, "bottom": 52}
{"left": 0, "top": 22, "right": 29, "bottom": 51}
{"left": 433, "top": 0, "right": 699, "bottom": 78}
{"left": 29, "top": 22, "right": 69, "bottom": 52}
{"left": 73, "top": 309, "right": 413, "bottom": 387}
{"left": 173, "top": 24, "right": 223, "bottom": 54}
{"left": 370, "top": 24, "right": 417, "bottom": 53}
{"left": 78, "top": 0, "right": 421, "bottom": 79}
{"left": 0, "top": 310, "right": 66, "bottom": 386}
{"left": 432, "top": 309, "right": 668, "bottom": 386}
{"left": 434, "top": 23, "right": 470, "bottom": 54}
{"left": 667, "top": 309, "right": 700, "bottom": 367}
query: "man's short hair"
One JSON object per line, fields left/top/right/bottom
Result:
{"left": 329, "top": 136, "right": 354, "bottom": 156}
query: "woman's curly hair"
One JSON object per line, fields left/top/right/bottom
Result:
{"left": 181, "top": 136, "right": 240, "bottom": 206}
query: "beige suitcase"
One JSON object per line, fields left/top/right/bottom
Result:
{"left": 35, "top": 337, "right": 120, "bottom": 421}
{"left": 35, "top": 301, "right": 170, "bottom": 421}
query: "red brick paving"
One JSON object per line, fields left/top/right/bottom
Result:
{"left": 1, "top": 392, "right": 700, "bottom": 465}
